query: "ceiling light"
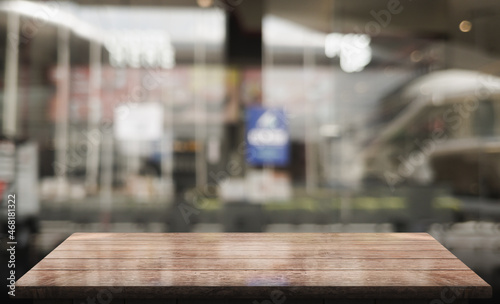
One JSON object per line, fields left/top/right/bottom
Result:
{"left": 459, "top": 20, "right": 472, "bottom": 33}
{"left": 197, "top": 0, "right": 213, "bottom": 8}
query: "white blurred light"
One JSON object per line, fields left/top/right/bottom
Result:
{"left": 263, "top": 15, "right": 326, "bottom": 48}
{"left": 324, "top": 33, "right": 342, "bottom": 58}
{"left": 0, "top": 0, "right": 104, "bottom": 43}
{"left": 319, "top": 124, "right": 340, "bottom": 138}
{"left": 325, "top": 32, "right": 372, "bottom": 73}
{"left": 105, "top": 30, "right": 175, "bottom": 69}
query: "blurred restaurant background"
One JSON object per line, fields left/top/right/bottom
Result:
{"left": 1, "top": 0, "right": 500, "bottom": 302}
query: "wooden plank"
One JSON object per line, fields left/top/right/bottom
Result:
{"left": 16, "top": 270, "right": 490, "bottom": 294}
{"left": 17, "top": 287, "right": 491, "bottom": 301}
{"left": 53, "top": 243, "right": 446, "bottom": 251}
{"left": 66, "top": 232, "right": 435, "bottom": 242}
{"left": 45, "top": 249, "right": 458, "bottom": 259}
{"left": 33, "top": 258, "right": 470, "bottom": 271}
{"left": 65, "top": 236, "right": 438, "bottom": 241}
{"left": 16, "top": 233, "right": 492, "bottom": 301}
{"left": 64, "top": 240, "right": 440, "bottom": 246}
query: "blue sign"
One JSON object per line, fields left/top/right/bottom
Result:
{"left": 245, "top": 107, "right": 289, "bottom": 166}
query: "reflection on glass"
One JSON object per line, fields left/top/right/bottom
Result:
{"left": 0, "top": 1, "right": 499, "bottom": 301}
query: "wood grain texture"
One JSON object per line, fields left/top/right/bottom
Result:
{"left": 45, "top": 249, "right": 458, "bottom": 259}
{"left": 54, "top": 243, "right": 446, "bottom": 251}
{"left": 16, "top": 233, "right": 492, "bottom": 300}
{"left": 33, "top": 257, "right": 470, "bottom": 270}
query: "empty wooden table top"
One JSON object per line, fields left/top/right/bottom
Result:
{"left": 16, "top": 232, "right": 491, "bottom": 300}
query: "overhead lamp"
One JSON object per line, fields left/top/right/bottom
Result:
{"left": 459, "top": 20, "right": 472, "bottom": 33}
{"left": 197, "top": 0, "right": 213, "bottom": 8}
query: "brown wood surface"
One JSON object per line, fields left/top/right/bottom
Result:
{"left": 16, "top": 233, "right": 492, "bottom": 299}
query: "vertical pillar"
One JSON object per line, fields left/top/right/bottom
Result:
{"left": 86, "top": 40, "right": 102, "bottom": 194}
{"left": 99, "top": 127, "right": 114, "bottom": 230}
{"left": 2, "top": 12, "right": 20, "bottom": 137}
{"left": 194, "top": 12, "right": 207, "bottom": 188}
{"left": 160, "top": 72, "right": 174, "bottom": 202}
{"left": 226, "top": 0, "right": 263, "bottom": 66}
{"left": 54, "top": 26, "right": 70, "bottom": 198}
{"left": 304, "top": 43, "right": 317, "bottom": 195}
